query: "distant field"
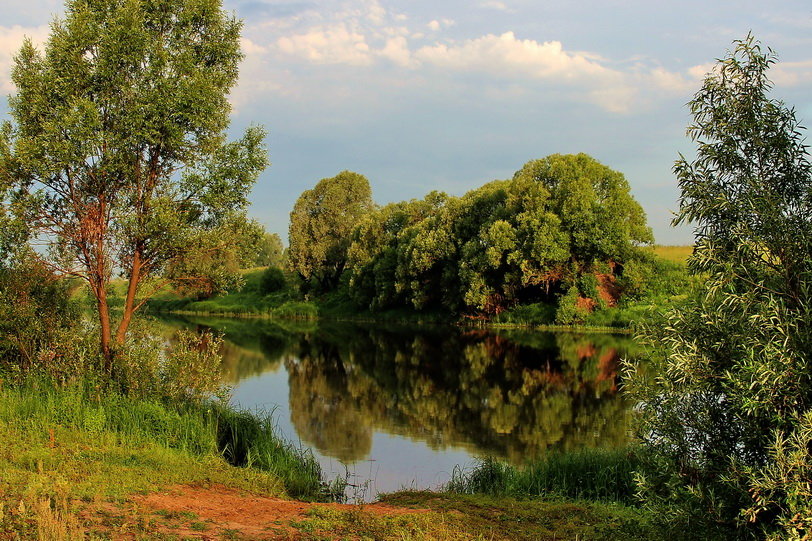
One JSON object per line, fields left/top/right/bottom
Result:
{"left": 651, "top": 245, "right": 692, "bottom": 264}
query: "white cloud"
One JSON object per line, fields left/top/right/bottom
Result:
{"left": 240, "top": 37, "right": 268, "bottom": 56}
{"left": 277, "top": 24, "right": 373, "bottom": 66}
{"left": 0, "top": 24, "right": 49, "bottom": 92}
{"left": 683, "top": 59, "right": 812, "bottom": 89}
{"left": 237, "top": 3, "right": 708, "bottom": 114}
{"left": 426, "top": 18, "right": 455, "bottom": 32}
{"left": 687, "top": 62, "right": 714, "bottom": 80}
{"left": 770, "top": 60, "right": 812, "bottom": 87}
{"left": 415, "top": 32, "right": 611, "bottom": 79}
{"left": 647, "top": 66, "right": 695, "bottom": 94}
{"left": 378, "top": 36, "right": 415, "bottom": 67}
{"left": 366, "top": 0, "right": 386, "bottom": 25}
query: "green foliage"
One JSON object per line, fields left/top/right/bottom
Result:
{"left": 213, "top": 406, "right": 335, "bottom": 501}
{"left": 627, "top": 35, "right": 812, "bottom": 538}
{"left": 346, "top": 154, "right": 652, "bottom": 315}
{"left": 0, "top": 253, "right": 89, "bottom": 377}
{"left": 0, "top": 0, "right": 268, "bottom": 360}
{"left": 259, "top": 266, "right": 287, "bottom": 295}
{"left": 288, "top": 171, "right": 375, "bottom": 293}
{"left": 253, "top": 232, "right": 285, "bottom": 268}
{"left": 493, "top": 302, "right": 557, "bottom": 325}
{"left": 512, "top": 153, "right": 654, "bottom": 265}
{"left": 272, "top": 301, "right": 319, "bottom": 319}
{"left": 555, "top": 286, "right": 587, "bottom": 325}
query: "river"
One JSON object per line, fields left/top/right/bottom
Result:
{"left": 154, "top": 315, "right": 639, "bottom": 499}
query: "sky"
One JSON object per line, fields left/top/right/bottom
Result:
{"left": 1, "top": 1, "right": 811, "bottom": 244}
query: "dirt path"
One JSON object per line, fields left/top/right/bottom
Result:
{"left": 100, "top": 484, "right": 428, "bottom": 539}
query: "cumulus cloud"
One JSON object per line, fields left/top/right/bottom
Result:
{"left": 763, "top": 60, "right": 812, "bottom": 87}
{"left": 681, "top": 59, "right": 812, "bottom": 90}
{"left": 426, "top": 18, "right": 455, "bottom": 32}
{"left": 277, "top": 24, "right": 373, "bottom": 65}
{"left": 378, "top": 36, "right": 415, "bottom": 67}
{"left": 236, "top": 1, "right": 715, "bottom": 113}
{"left": 416, "top": 33, "right": 610, "bottom": 79}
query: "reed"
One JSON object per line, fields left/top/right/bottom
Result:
{"left": 446, "top": 447, "right": 640, "bottom": 504}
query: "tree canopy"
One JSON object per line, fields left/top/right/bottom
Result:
{"left": 628, "top": 35, "right": 812, "bottom": 537}
{"left": 0, "top": 0, "right": 268, "bottom": 367}
{"left": 288, "top": 170, "right": 375, "bottom": 293}
{"left": 347, "top": 154, "right": 652, "bottom": 315}
{"left": 253, "top": 232, "right": 285, "bottom": 268}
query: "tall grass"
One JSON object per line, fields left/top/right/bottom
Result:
{"left": 0, "top": 378, "right": 336, "bottom": 501}
{"left": 213, "top": 407, "right": 344, "bottom": 501}
{"left": 447, "top": 447, "right": 640, "bottom": 504}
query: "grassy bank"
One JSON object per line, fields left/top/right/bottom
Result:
{"left": 291, "top": 491, "right": 666, "bottom": 540}
{"left": 142, "top": 245, "right": 695, "bottom": 330}
{"left": 0, "top": 385, "right": 667, "bottom": 540}
{"left": 0, "top": 377, "right": 343, "bottom": 536}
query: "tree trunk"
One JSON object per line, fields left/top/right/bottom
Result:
{"left": 96, "top": 285, "right": 113, "bottom": 372}
{"left": 115, "top": 250, "right": 142, "bottom": 346}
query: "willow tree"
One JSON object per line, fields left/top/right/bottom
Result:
{"left": 628, "top": 36, "right": 812, "bottom": 537}
{"left": 288, "top": 171, "right": 375, "bottom": 293}
{"left": 0, "top": 0, "right": 268, "bottom": 369}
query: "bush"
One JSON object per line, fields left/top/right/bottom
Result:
{"left": 627, "top": 36, "right": 812, "bottom": 538}
{"left": 259, "top": 266, "right": 287, "bottom": 295}
{"left": 555, "top": 286, "right": 589, "bottom": 325}
{"left": 0, "top": 254, "right": 89, "bottom": 378}
{"left": 114, "top": 323, "right": 227, "bottom": 403}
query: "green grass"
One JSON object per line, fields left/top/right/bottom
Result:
{"left": 0, "top": 378, "right": 333, "bottom": 502}
{"left": 0, "top": 389, "right": 289, "bottom": 537}
{"left": 446, "top": 448, "right": 641, "bottom": 504}
{"left": 296, "top": 491, "right": 668, "bottom": 541}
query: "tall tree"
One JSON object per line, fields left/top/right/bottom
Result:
{"left": 0, "top": 0, "right": 268, "bottom": 369}
{"left": 253, "top": 232, "right": 285, "bottom": 268}
{"left": 288, "top": 171, "right": 375, "bottom": 292}
{"left": 627, "top": 36, "right": 812, "bottom": 537}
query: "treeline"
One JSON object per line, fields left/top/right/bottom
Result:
{"left": 285, "top": 153, "right": 680, "bottom": 322}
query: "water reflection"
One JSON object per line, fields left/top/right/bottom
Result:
{"left": 158, "top": 316, "right": 637, "bottom": 465}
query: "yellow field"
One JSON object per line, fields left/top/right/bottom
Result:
{"left": 650, "top": 245, "right": 693, "bottom": 264}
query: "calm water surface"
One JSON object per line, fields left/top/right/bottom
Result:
{"left": 156, "top": 316, "right": 638, "bottom": 499}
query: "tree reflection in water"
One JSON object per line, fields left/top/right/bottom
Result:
{"left": 163, "top": 317, "right": 638, "bottom": 465}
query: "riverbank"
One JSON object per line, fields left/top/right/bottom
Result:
{"left": 0, "top": 380, "right": 665, "bottom": 539}
{"left": 142, "top": 245, "right": 693, "bottom": 331}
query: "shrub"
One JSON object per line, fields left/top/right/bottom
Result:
{"left": 259, "top": 266, "right": 287, "bottom": 295}
{"left": 555, "top": 286, "right": 589, "bottom": 325}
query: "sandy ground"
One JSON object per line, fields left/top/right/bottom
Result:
{"left": 103, "top": 484, "right": 427, "bottom": 539}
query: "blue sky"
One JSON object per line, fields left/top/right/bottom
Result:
{"left": 2, "top": 0, "right": 811, "bottom": 244}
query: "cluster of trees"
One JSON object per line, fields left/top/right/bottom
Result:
{"left": 289, "top": 154, "right": 654, "bottom": 317}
